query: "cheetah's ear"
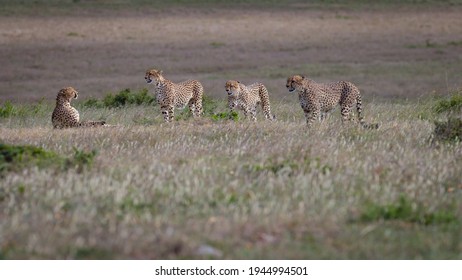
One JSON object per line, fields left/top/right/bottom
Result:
{"left": 159, "top": 70, "right": 163, "bottom": 75}
{"left": 301, "top": 75, "right": 306, "bottom": 79}
{"left": 237, "top": 81, "right": 240, "bottom": 83}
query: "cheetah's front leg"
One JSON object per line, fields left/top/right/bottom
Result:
{"left": 340, "top": 105, "right": 352, "bottom": 123}
{"left": 161, "top": 105, "right": 174, "bottom": 122}
{"left": 242, "top": 106, "right": 251, "bottom": 120}
{"left": 304, "top": 109, "right": 319, "bottom": 127}
{"left": 189, "top": 102, "right": 196, "bottom": 117}
{"left": 228, "top": 101, "right": 237, "bottom": 120}
{"left": 193, "top": 99, "right": 203, "bottom": 117}
{"left": 250, "top": 106, "right": 257, "bottom": 122}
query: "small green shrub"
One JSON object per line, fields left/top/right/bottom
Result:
{"left": 0, "top": 101, "right": 18, "bottom": 118}
{"left": 256, "top": 161, "right": 298, "bottom": 174}
{"left": 82, "top": 97, "right": 104, "bottom": 108}
{"left": 66, "top": 148, "right": 97, "bottom": 172}
{"left": 73, "top": 247, "right": 112, "bottom": 260}
{"left": 245, "top": 160, "right": 299, "bottom": 176}
{"left": 82, "top": 88, "right": 154, "bottom": 108}
{"left": 245, "top": 156, "right": 332, "bottom": 177}
{"left": 202, "top": 95, "right": 220, "bottom": 116}
{"left": 173, "top": 108, "right": 193, "bottom": 121}
{"left": 211, "top": 111, "right": 239, "bottom": 122}
{"left": 433, "top": 117, "right": 462, "bottom": 142}
{"left": 0, "top": 100, "right": 24, "bottom": 118}
{"left": 0, "top": 143, "right": 97, "bottom": 174}
{"left": 361, "top": 195, "right": 413, "bottom": 222}
{"left": 360, "top": 195, "right": 459, "bottom": 225}
{"left": 433, "top": 92, "right": 462, "bottom": 115}
{"left": 209, "top": 41, "right": 226, "bottom": 48}
{"left": 0, "top": 143, "right": 61, "bottom": 173}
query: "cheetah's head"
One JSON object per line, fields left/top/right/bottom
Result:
{"left": 57, "top": 86, "right": 78, "bottom": 101}
{"left": 225, "top": 80, "right": 241, "bottom": 98}
{"left": 286, "top": 75, "right": 305, "bottom": 93}
{"left": 145, "top": 69, "right": 163, "bottom": 85}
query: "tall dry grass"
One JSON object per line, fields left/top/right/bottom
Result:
{"left": 0, "top": 99, "right": 461, "bottom": 259}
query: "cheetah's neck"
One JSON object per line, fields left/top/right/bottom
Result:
{"left": 237, "top": 84, "right": 251, "bottom": 98}
{"left": 56, "top": 97, "right": 72, "bottom": 107}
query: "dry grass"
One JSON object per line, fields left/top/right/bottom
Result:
{"left": 0, "top": 99, "right": 461, "bottom": 259}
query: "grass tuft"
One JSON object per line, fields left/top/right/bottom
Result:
{"left": 360, "top": 195, "right": 459, "bottom": 225}
{"left": 66, "top": 148, "right": 97, "bottom": 172}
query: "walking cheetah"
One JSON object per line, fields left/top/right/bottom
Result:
{"left": 145, "top": 69, "right": 203, "bottom": 122}
{"left": 51, "top": 87, "right": 106, "bottom": 129}
{"left": 225, "top": 80, "right": 275, "bottom": 121}
{"left": 286, "top": 75, "right": 366, "bottom": 127}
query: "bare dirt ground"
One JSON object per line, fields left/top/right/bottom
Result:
{"left": 1, "top": 5, "right": 462, "bottom": 102}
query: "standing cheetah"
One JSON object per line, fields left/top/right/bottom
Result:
{"left": 145, "top": 69, "right": 203, "bottom": 122}
{"left": 225, "top": 80, "right": 275, "bottom": 121}
{"left": 51, "top": 87, "right": 106, "bottom": 129}
{"left": 286, "top": 75, "right": 366, "bottom": 127}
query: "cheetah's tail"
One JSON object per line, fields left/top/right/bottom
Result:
{"left": 356, "top": 93, "right": 379, "bottom": 129}
{"left": 258, "top": 84, "right": 275, "bottom": 121}
{"left": 193, "top": 81, "right": 204, "bottom": 116}
{"left": 79, "top": 121, "right": 107, "bottom": 127}
{"left": 356, "top": 94, "right": 365, "bottom": 125}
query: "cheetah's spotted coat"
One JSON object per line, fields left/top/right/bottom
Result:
{"left": 286, "top": 75, "right": 365, "bottom": 126}
{"left": 225, "top": 80, "right": 275, "bottom": 121}
{"left": 51, "top": 87, "right": 106, "bottom": 129}
{"left": 145, "top": 69, "right": 204, "bottom": 122}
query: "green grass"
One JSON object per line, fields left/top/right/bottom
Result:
{"left": 0, "top": 96, "right": 461, "bottom": 259}
{"left": 211, "top": 111, "right": 239, "bottom": 122}
{"left": 0, "top": 143, "right": 97, "bottom": 175}
{"left": 360, "top": 195, "right": 459, "bottom": 225}
{"left": 0, "top": 100, "right": 49, "bottom": 119}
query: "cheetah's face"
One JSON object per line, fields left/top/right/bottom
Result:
{"left": 145, "top": 69, "right": 163, "bottom": 85}
{"left": 59, "top": 87, "right": 78, "bottom": 101}
{"left": 286, "top": 75, "right": 305, "bottom": 93}
{"left": 225, "top": 80, "right": 240, "bottom": 98}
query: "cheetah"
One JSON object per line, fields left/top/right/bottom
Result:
{"left": 286, "top": 75, "right": 366, "bottom": 127}
{"left": 225, "top": 80, "right": 275, "bottom": 121}
{"left": 145, "top": 69, "right": 203, "bottom": 122}
{"left": 51, "top": 87, "right": 106, "bottom": 129}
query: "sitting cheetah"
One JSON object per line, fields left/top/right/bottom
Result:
{"left": 225, "top": 80, "right": 275, "bottom": 121}
{"left": 51, "top": 87, "right": 106, "bottom": 129}
{"left": 145, "top": 69, "right": 203, "bottom": 122}
{"left": 286, "top": 75, "right": 366, "bottom": 127}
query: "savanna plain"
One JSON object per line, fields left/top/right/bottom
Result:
{"left": 0, "top": 0, "right": 462, "bottom": 259}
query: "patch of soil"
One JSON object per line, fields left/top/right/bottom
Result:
{"left": 1, "top": 6, "right": 462, "bottom": 102}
